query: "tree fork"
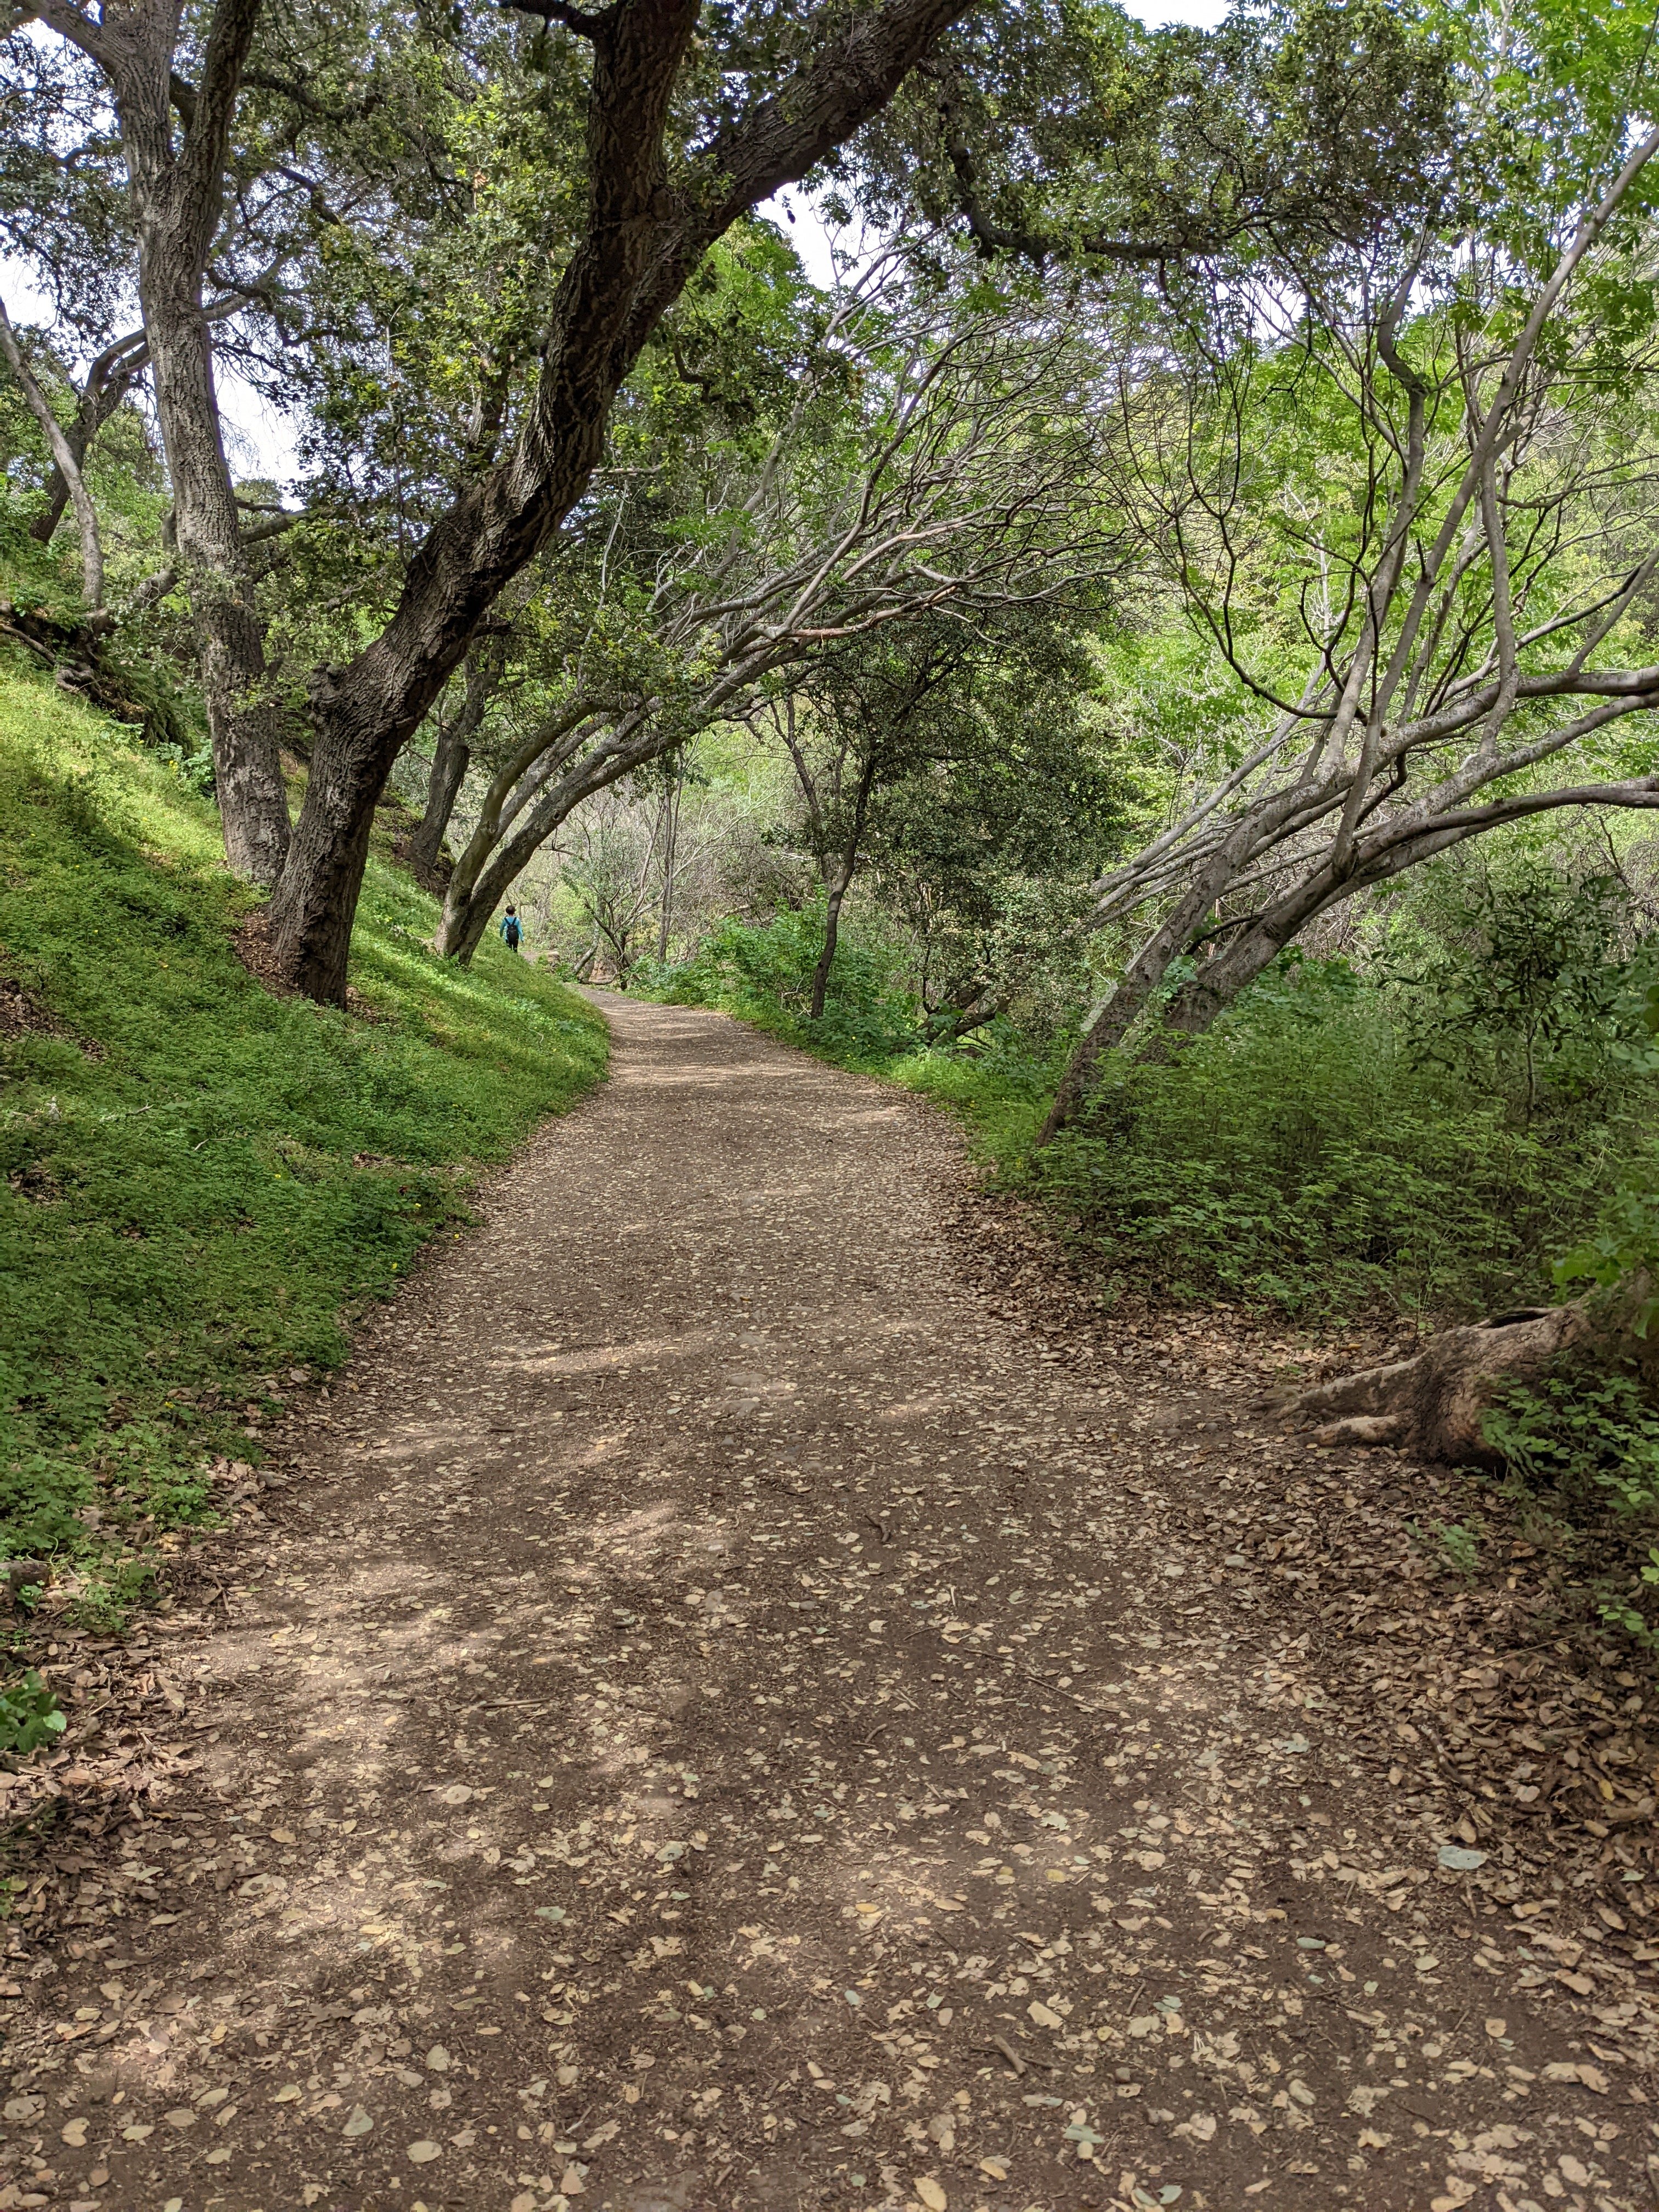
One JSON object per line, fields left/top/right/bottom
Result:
{"left": 262, "top": 0, "right": 975, "bottom": 1002}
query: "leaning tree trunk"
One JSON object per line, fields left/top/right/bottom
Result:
{"left": 1281, "top": 1285, "right": 1659, "bottom": 1464}
{"left": 1055, "top": 828, "right": 1452, "bottom": 1103}
{"left": 30, "top": 358, "right": 140, "bottom": 549}
{"left": 1037, "top": 833, "right": 1262, "bottom": 1143}
{"left": 405, "top": 723, "right": 471, "bottom": 894}
{"left": 255, "top": 0, "right": 974, "bottom": 1003}
{"left": 0, "top": 303, "right": 106, "bottom": 613}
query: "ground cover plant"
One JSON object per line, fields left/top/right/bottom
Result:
{"left": 0, "top": 658, "right": 606, "bottom": 1609}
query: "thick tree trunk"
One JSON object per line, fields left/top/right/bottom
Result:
{"left": 268, "top": 359, "right": 647, "bottom": 993}
{"left": 140, "top": 274, "right": 290, "bottom": 884}
{"left": 1152, "top": 915, "right": 1304, "bottom": 1052}
{"left": 258, "top": 0, "right": 973, "bottom": 1002}
{"left": 1280, "top": 1287, "right": 1659, "bottom": 1463}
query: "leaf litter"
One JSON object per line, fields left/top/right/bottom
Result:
{"left": 0, "top": 995, "right": 1656, "bottom": 2212}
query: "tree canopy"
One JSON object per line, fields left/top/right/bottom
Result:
{"left": 3, "top": 0, "right": 1656, "bottom": 1085}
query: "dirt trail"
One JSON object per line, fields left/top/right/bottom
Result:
{"left": 5, "top": 995, "right": 1659, "bottom": 2212}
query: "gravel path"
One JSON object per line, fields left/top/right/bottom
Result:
{"left": 5, "top": 994, "right": 1657, "bottom": 2212}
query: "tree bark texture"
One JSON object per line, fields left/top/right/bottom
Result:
{"left": 810, "top": 878, "right": 848, "bottom": 1020}
{"left": 404, "top": 650, "right": 503, "bottom": 892}
{"left": 101, "top": 0, "right": 292, "bottom": 887}
{"left": 29, "top": 332, "right": 148, "bottom": 549}
{"left": 0, "top": 301, "right": 105, "bottom": 612}
{"left": 1037, "top": 850, "right": 1247, "bottom": 1142}
{"left": 1280, "top": 1290, "right": 1659, "bottom": 1464}
{"left": 405, "top": 727, "right": 471, "bottom": 895}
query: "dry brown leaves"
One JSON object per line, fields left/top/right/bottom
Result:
{"left": 943, "top": 1181, "right": 1659, "bottom": 2022}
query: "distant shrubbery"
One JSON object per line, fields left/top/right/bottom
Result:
{"left": 1033, "top": 957, "right": 1613, "bottom": 1316}
{"left": 651, "top": 903, "right": 921, "bottom": 1062}
{"left": 657, "top": 849, "right": 1659, "bottom": 1326}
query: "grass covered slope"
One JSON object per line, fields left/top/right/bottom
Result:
{"left": 0, "top": 662, "right": 607, "bottom": 1577}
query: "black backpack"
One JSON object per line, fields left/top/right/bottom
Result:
{"left": 504, "top": 915, "right": 522, "bottom": 949}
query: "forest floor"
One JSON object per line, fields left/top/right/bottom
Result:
{"left": 4, "top": 994, "right": 1659, "bottom": 2212}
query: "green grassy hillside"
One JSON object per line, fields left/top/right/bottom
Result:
{"left": 0, "top": 660, "right": 606, "bottom": 1606}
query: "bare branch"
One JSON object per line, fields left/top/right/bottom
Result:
{"left": 0, "top": 297, "right": 104, "bottom": 614}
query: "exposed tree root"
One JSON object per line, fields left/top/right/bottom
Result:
{"left": 1281, "top": 1295, "right": 1658, "bottom": 1463}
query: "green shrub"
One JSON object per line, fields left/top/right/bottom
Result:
{"left": 1483, "top": 1370, "right": 1659, "bottom": 1510}
{"left": 1032, "top": 952, "right": 1646, "bottom": 1318}
{"left": 1554, "top": 1173, "right": 1659, "bottom": 1337}
{"left": 653, "top": 904, "right": 919, "bottom": 1061}
{"left": 1482, "top": 1368, "right": 1659, "bottom": 1649}
{"left": 0, "top": 1671, "right": 65, "bottom": 1761}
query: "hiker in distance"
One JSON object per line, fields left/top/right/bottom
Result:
{"left": 500, "top": 906, "right": 524, "bottom": 955}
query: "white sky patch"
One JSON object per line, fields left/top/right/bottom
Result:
{"left": 1140, "top": 0, "right": 1229, "bottom": 21}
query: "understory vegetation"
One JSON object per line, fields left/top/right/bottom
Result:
{"left": 645, "top": 839, "right": 1659, "bottom": 1325}
{"left": 7, "top": 0, "right": 1659, "bottom": 1684}
{"left": 0, "top": 661, "right": 606, "bottom": 1613}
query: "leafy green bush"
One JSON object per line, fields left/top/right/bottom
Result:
{"left": 0, "top": 1671, "right": 65, "bottom": 1761}
{"left": 653, "top": 904, "right": 920, "bottom": 1061}
{"left": 0, "top": 659, "right": 608, "bottom": 1572}
{"left": 1554, "top": 1175, "right": 1659, "bottom": 1338}
{"left": 1387, "top": 861, "right": 1659, "bottom": 1120}
{"left": 1482, "top": 1368, "right": 1659, "bottom": 1649}
{"left": 1033, "top": 950, "right": 1648, "bottom": 1318}
{"left": 1483, "top": 1370, "right": 1659, "bottom": 1510}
